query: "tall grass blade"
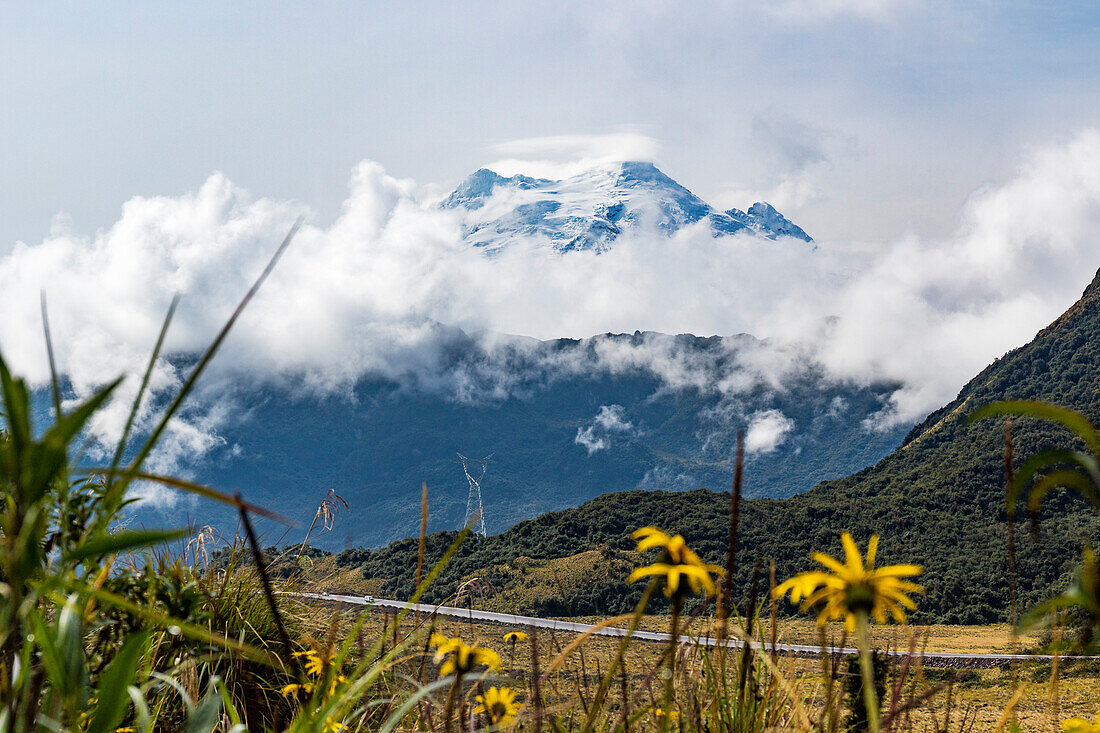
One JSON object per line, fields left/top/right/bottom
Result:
{"left": 109, "top": 294, "right": 179, "bottom": 474}
{"left": 87, "top": 631, "right": 150, "bottom": 733}
{"left": 78, "top": 469, "right": 293, "bottom": 524}
{"left": 719, "top": 429, "right": 745, "bottom": 631}
{"left": 237, "top": 498, "right": 300, "bottom": 677}
{"left": 40, "top": 293, "right": 62, "bottom": 422}
{"left": 971, "top": 400, "right": 1100, "bottom": 456}
{"left": 120, "top": 219, "right": 301, "bottom": 493}
{"left": 63, "top": 528, "right": 188, "bottom": 563}
{"left": 377, "top": 677, "right": 452, "bottom": 733}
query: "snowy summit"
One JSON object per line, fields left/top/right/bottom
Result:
{"left": 442, "top": 161, "right": 812, "bottom": 253}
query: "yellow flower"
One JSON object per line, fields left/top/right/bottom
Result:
{"left": 281, "top": 682, "right": 313, "bottom": 698}
{"left": 654, "top": 708, "right": 680, "bottom": 721}
{"left": 632, "top": 527, "right": 707, "bottom": 566}
{"left": 475, "top": 686, "right": 521, "bottom": 725}
{"left": 774, "top": 532, "right": 923, "bottom": 632}
{"left": 431, "top": 633, "right": 502, "bottom": 677}
{"left": 282, "top": 648, "right": 348, "bottom": 698}
{"left": 1063, "top": 714, "right": 1100, "bottom": 733}
{"left": 503, "top": 631, "right": 527, "bottom": 643}
{"left": 627, "top": 527, "right": 723, "bottom": 597}
{"left": 294, "top": 648, "right": 328, "bottom": 677}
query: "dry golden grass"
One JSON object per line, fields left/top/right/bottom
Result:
{"left": 284, "top": 551, "right": 1100, "bottom": 729}
{"left": 285, "top": 597, "right": 1100, "bottom": 731}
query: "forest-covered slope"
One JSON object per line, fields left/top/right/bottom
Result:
{"left": 339, "top": 269, "right": 1100, "bottom": 623}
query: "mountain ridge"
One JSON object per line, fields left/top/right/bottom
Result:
{"left": 344, "top": 267, "right": 1100, "bottom": 623}
{"left": 153, "top": 328, "right": 905, "bottom": 549}
{"left": 442, "top": 161, "right": 812, "bottom": 253}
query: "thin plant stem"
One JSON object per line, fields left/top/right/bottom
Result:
{"left": 664, "top": 592, "right": 683, "bottom": 730}
{"left": 581, "top": 580, "right": 658, "bottom": 733}
{"left": 416, "top": 483, "right": 428, "bottom": 623}
{"left": 442, "top": 670, "right": 463, "bottom": 733}
{"left": 237, "top": 497, "right": 301, "bottom": 679}
{"left": 718, "top": 429, "right": 745, "bottom": 642}
{"left": 768, "top": 560, "right": 778, "bottom": 666}
{"left": 530, "top": 626, "right": 544, "bottom": 733}
{"left": 819, "top": 625, "right": 837, "bottom": 733}
{"left": 1004, "top": 419, "right": 1021, "bottom": 695}
{"left": 295, "top": 511, "right": 321, "bottom": 566}
{"left": 854, "top": 611, "right": 880, "bottom": 733}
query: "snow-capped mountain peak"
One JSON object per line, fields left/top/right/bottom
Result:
{"left": 442, "top": 161, "right": 812, "bottom": 253}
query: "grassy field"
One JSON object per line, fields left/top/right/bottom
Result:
{"left": 291, "top": 599, "right": 1100, "bottom": 732}
{"left": 286, "top": 544, "right": 1100, "bottom": 730}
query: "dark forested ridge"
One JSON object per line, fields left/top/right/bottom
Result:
{"left": 341, "top": 269, "right": 1100, "bottom": 623}
{"left": 128, "top": 330, "right": 905, "bottom": 549}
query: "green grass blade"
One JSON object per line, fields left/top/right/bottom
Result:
{"left": 109, "top": 295, "right": 180, "bottom": 475}
{"left": 40, "top": 293, "right": 63, "bottom": 422}
{"left": 376, "top": 676, "right": 452, "bottom": 733}
{"left": 87, "top": 631, "right": 151, "bottom": 733}
{"left": 76, "top": 468, "right": 294, "bottom": 525}
{"left": 126, "top": 685, "right": 154, "bottom": 733}
{"left": 1026, "top": 469, "right": 1100, "bottom": 516}
{"left": 62, "top": 528, "right": 189, "bottom": 564}
{"left": 970, "top": 400, "right": 1100, "bottom": 456}
{"left": 40, "top": 376, "right": 124, "bottom": 450}
{"left": 1008, "top": 449, "right": 1098, "bottom": 512}
{"left": 27, "top": 610, "right": 65, "bottom": 701}
{"left": 0, "top": 350, "right": 32, "bottom": 456}
{"left": 184, "top": 684, "right": 224, "bottom": 733}
{"left": 19, "top": 377, "right": 122, "bottom": 503}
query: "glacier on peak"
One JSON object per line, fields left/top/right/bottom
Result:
{"left": 441, "top": 161, "right": 812, "bottom": 253}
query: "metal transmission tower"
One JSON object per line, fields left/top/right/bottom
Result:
{"left": 457, "top": 452, "right": 492, "bottom": 536}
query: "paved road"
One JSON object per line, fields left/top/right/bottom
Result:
{"left": 296, "top": 593, "right": 1092, "bottom": 669}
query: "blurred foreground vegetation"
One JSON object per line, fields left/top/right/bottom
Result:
{"left": 3, "top": 239, "right": 1099, "bottom": 730}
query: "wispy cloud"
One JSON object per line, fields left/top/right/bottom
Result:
{"left": 745, "top": 409, "right": 795, "bottom": 454}
{"left": 485, "top": 132, "right": 661, "bottom": 180}
{"left": 575, "top": 404, "right": 634, "bottom": 455}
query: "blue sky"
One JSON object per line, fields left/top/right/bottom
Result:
{"left": 2, "top": 1, "right": 1098, "bottom": 253}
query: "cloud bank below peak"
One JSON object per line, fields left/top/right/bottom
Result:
{"left": 1, "top": 129, "right": 1099, "bottom": 460}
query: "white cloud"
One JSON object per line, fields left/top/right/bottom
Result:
{"left": 745, "top": 409, "right": 795, "bottom": 454}
{"left": 575, "top": 404, "right": 634, "bottom": 455}
{"left": 717, "top": 170, "right": 822, "bottom": 215}
{"left": 715, "top": 115, "right": 857, "bottom": 215}
{"left": 485, "top": 132, "right": 661, "bottom": 180}
{"left": 2, "top": 129, "right": 1100, "bottom": 475}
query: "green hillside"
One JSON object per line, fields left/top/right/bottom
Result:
{"left": 341, "top": 269, "right": 1100, "bottom": 623}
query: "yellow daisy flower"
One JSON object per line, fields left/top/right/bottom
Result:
{"left": 283, "top": 647, "right": 348, "bottom": 697}
{"left": 503, "top": 631, "right": 527, "bottom": 643}
{"left": 431, "top": 633, "right": 502, "bottom": 677}
{"left": 475, "top": 686, "right": 522, "bottom": 725}
{"left": 1063, "top": 714, "right": 1100, "bottom": 733}
{"left": 627, "top": 527, "right": 723, "bottom": 597}
{"left": 293, "top": 648, "right": 328, "bottom": 677}
{"left": 774, "top": 531, "right": 923, "bottom": 632}
{"left": 281, "top": 682, "right": 311, "bottom": 698}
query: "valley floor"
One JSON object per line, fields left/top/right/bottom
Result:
{"left": 296, "top": 592, "right": 1100, "bottom": 731}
